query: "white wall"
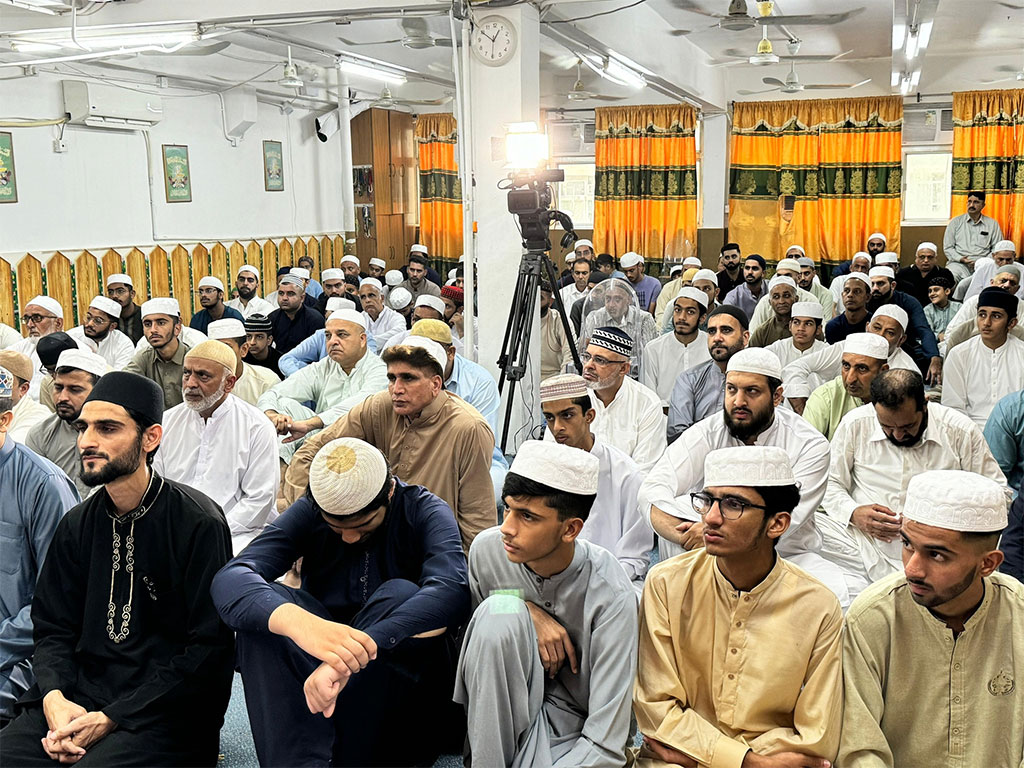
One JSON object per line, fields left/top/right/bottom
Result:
{"left": 0, "top": 71, "right": 345, "bottom": 255}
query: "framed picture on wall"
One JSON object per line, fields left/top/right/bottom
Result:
{"left": 162, "top": 144, "right": 192, "bottom": 203}
{"left": 0, "top": 132, "right": 17, "bottom": 204}
{"left": 263, "top": 140, "right": 284, "bottom": 192}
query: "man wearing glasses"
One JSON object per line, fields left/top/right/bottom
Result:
{"left": 66, "top": 296, "right": 135, "bottom": 370}
{"left": 104, "top": 273, "right": 144, "bottom": 345}
{"left": 8, "top": 296, "right": 66, "bottom": 401}
{"left": 634, "top": 445, "right": 843, "bottom": 768}
{"left": 188, "top": 276, "right": 245, "bottom": 334}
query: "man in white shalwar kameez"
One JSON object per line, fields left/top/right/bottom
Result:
{"left": 155, "top": 340, "right": 279, "bottom": 554}
{"left": 205, "top": 318, "right": 280, "bottom": 406}
{"left": 9, "top": 295, "right": 68, "bottom": 401}
{"left": 357, "top": 277, "right": 406, "bottom": 349}
{"left": 65, "top": 296, "right": 135, "bottom": 371}
{"left": 641, "top": 288, "right": 711, "bottom": 408}
{"left": 765, "top": 301, "right": 828, "bottom": 369}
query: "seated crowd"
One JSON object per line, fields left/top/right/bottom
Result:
{"left": 1, "top": 216, "right": 1022, "bottom": 768}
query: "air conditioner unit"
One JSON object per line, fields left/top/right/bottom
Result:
{"left": 903, "top": 105, "right": 953, "bottom": 145}
{"left": 549, "top": 121, "right": 595, "bottom": 157}
{"left": 62, "top": 80, "right": 164, "bottom": 130}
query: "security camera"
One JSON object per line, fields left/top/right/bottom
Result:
{"left": 315, "top": 109, "right": 340, "bottom": 142}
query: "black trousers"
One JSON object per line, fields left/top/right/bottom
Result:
{"left": 236, "top": 579, "right": 462, "bottom": 767}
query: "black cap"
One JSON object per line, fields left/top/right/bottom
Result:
{"left": 927, "top": 275, "right": 954, "bottom": 290}
{"left": 277, "top": 265, "right": 292, "bottom": 277}
{"left": 36, "top": 332, "right": 79, "bottom": 368}
{"left": 84, "top": 371, "right": 165, "bottom": 425}
{"left": 978, "top": 286, "right": 1018, "bottom": 318}
{"left": 708, "top": 304, "right": 750, "bottom": 330}
{"left": 244, "top": 314, "right": 273, "bottom": 333}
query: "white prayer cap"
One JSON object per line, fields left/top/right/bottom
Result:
{"left": 675, "top": 286, "right": 709, "bottom": 309}
{"left": 727, "top": 347, "right": 783, "bottom": 380}
{"left": 309, "top": 438, "right": 389, "bottom": 517}
{"left": 23, "top": 295, "right": 63, "bottom": 317}
{"left": 683, "top": 257, "right": 702, "bottom": 267}
{"left": 207, "top": 318, "right": 246, "bottom": 340}
{"left": 56, "top": 348, "right": 109, "bottom": 378}
{"left": 693, "top": 269, "right": 718, "bottom": 286}
{"left": 279, "top": 274, "right": 305, "bottom": 289}
{"left": 669, "top": 263, "right": 685, "bottom": 276}
{"left": 619, "top": 251, "right": 644, "bottom": 269}
{"left": 448, "top": 269, "right": 457, "bottom": 280}
{"left": 869, "top": 266, "right": 895, "bottom": 280}
{"left": 508, "top": 439, "right": 599, "bottom": 496}
{"left": 916, "top": 242, "right": 938, "bottom": 254}
{"left": 341, "top": 255, "right": 360, "bottom": 267}
{"left": 415, "top": 295, "right": 446, "bottom": 315}
{"left": 851, "top": 251, "right": 872, "bottom": 264}
{"left": 105, "top": 273, "right": 133, "bottom": 288}
{"left": 903, "top": 470, "right": 1008, "bottom": 533}
{"left": 327, "top": 308, "right": 367, "bottom": 330}
{"left": 236, "top": 264, "right": 260, "bottom": 279}
{"left": 565, "top": 252, "right": 577, "bottom": 264}
{"left": 458, "top": 254, "right": 467, "bottom": 263}
{"left": 198, "top": 276, "right": 225, "bottom": 292}
{"left": 369, "top": 257, "right": 386, "bottom": 269}
{"left": 867, "top": 231, "right": 888, "bottom": 244}
{"left": 846, "top": 272, "right": 872, "bottom": 289}
{"left": 574, "top": 239, "right": 594, "bottom": 251}
{"left": 389, "top": 287, "right": 412, "bottom": 310}
{"left": 796, "top": 257, "right": 815, "bottom": 269}
{"left": 401, "top": 335, "right": 447, "bottom": 372}
{"left": 385, "top": 269, "right": 404, "bottom": 287}
{"left": 876, "top": 253, "right": 900, "bottom": 266}
{"left": 360, "top": 277, "right": 383, "bottom": 291}
{"left": 871, "top": 304, "right": 908, "bottom": 330}
{"left": 410, "top": 244, "right": 429, "bottom": 255}
{"left": 775, "top": 258, "right": 801, "bottom": 274}
{"left": 540, "top": 373, "right": 589, "bottom": 403}
{"left": 704, "top": 445, "right": 796, "bottom": 489}
{"left": 785, "top": 244, "right": 805, "bottom": 256}
{"left": 994, "top": 239, "right": 1016, "bottom": 254}
{"left": 326, "top": 297, "right": 356, "bottom": 312}
{"left": 790, "top": 301, "right": 823, "bottom": 320}
{"left": 141, "top": 297, "right": 180, "bottom": 318}
{"left": 321, "top": 268, "right": 344, "bottom": 282}
{"left": 768, "top": 275, "right": 797, "bottom": 292}
{"left": 289, "top": 267, "right": 311, "bottom": 280}
{"left": 843, "top": 332, "right": 889, "bottom": 360}
{"left": 89, "top": 295, "right": 122, "bottom": 319}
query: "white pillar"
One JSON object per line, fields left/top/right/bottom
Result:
{"left": 335, "top": 65, "right": 356, "bottom": 236}
{"left": 467, "top": 5, "right": 541, "bottom": 454}
{"left": 701, "top": 113, "right": 729, "bottom": 231}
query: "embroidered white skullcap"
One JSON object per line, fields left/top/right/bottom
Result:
{"left": 675, "top": 286, "right": 709, "bottom": 309}
{"left": 790, "top": 301, "right": 823, "bottom": 320}
{"left": 321, "top": 268, "right": 344, "bottom": 282}
{"left": 410, "top": 244, "right": 429, "bottom": 255}
{"left": 385, "top": 269, "right": 404, "bottom": 287}
{"left": 851, "top": 251, "right": 872, "bottom": 264}
{"left": 415, "top": 295, "right": 446, "bottom": 315}
{"left": 289, "top": 267, "right": 311, "bottom": 280}
{"left": 360, "top": 277, "right": 383, "bottom": 291}
{"left": 327, "top": 308, "right": 367, "bottom": 329}
{"left": 388, "top": 287, "right": 412, "bottom": 310}
{"left": 993, "top": 239, "right": 1016, "bottom": 253}
{"left": 843, "top": 332, "right": 889, "bottom": 360}
{"left": 574, "top": 239, "right": 594, "bottom": 251}
{"left": 279, "top": 274, "right": 305, "bottom": 289}
{"left": 871, "top": 304, "right": 908, "bottom": 330}
{"left": 683, "top": 257, "right": 702, "bottom": 267}
{"left": 0, "top": 366, "right": 12, "bottom": 399}
{"left": 693, "top": 269, "right": 718, "bottom": 286}
{"left": 401, "top": 335, "right": 447, "bottom": 372}
{"left": 198, "top": 276, "right": 225, "bottom": 292}
{"left": 237, "top": 264, "right": 260, "bottom": 279}
{"left": 326, "top": 297, "right": 355, "bottom": 312}
{"left": 141, "top": 297, "right": 180, "bottom": 318}
{"left": 727, "top": 347, "right": 783, "bottom": 380}
{"left": 903, "top": 470, "right": 1008, "bottom": 533}
{"left": 876, "top": 253, "right": 899, "bottom": 266}
{"left": 540, "top": 373, "right": 589, "bottom": 403}
{"left": 89, "top": 295, "right": 122, "bottom": 319}
{"left": 916, "top": 242, "right": 938, "bottom": 254}
{"left": 105, "top": 273, "right": 133, "bottom": 288}
{"left": 207, "top": 318, "right": 246, "bottom": 340}
{"left": 867, "top": 231, "right": 887, "bottom": 243}
{"left": 369, "top": 257, "right": 386, "bottom": 269}
{"left": 309, "top": 438, "right": 389, "bottom": 517}
{"left": 775, "top": 258, "right": 801, "bottom": 274}
{"left": 768, "top": 275, "right": 797, "bottom": 292}
{"left": 619, "top": 251, "right": 644, "bottom": 269}
{"left": 341, "top": 255, "right": 360, "bottom": 267}
{"left": 786, "top": 244, "right": 806, "bottom": 256}
{"left": 508, "top": 439, "right": 599, "bottom": 495}
{"left": 56, "top": 348, "right": 109, "bottom": 378}
{"left": 869, "top": 266, "right": 895, "bottom": 280}
{"left": 796, "top": 257, "right": 815, "bottom": 269}
{"left": 23, "top": 295, "right": 63, "bottom": 317}
{"left": 704, "top": 445, "right": 796, "bottom": 489}
{"left": 846, "top": 272, "right": 872, "bottom": 289}
{"left": 669, "top": 263, "right": 685, "bottom": 276}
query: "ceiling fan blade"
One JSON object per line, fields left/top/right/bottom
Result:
{"left": 762, "top": 77, "right": 786, "bottom": 87}
{"left": 995, "top": 63, "right": 1022, "bottom": 72}
{"left": 398, "top": 95, "right": 454, "bottom": 106}
{"left": 338, "top": 36, "right": 404, "bottom": 45}
{"left": 996, "top": 1, "right": 1023, "bottom": 8}
{"left": 665, "top": 0, "right": 723, "bottom": 18}
{"left": 804, "top": 79, "right": 870, "bottom": 90}
{"left": 400, "top": 17, "right": 430, "bottom": 36}
{"left": 786, "top": 51, "right": 851, "bottom": 61}
{"left": 737, "top": 87, "right": 781, "bottom": 95}
{"left": 593, "top": 94, "right": 627, "bottom": 101}
{"left": 758, "top": 8, "right": 864, "bottom": 26}
{"left": 980, "top": 76, "right": 1018, "bottom": 84}
{"left": 431, "top": 37, "right": 453, "bottom": 47}
{"left": 139, "top": 40, "right": 231, "bottom": 56}
{"left": 669, "top": 29, "right": 693, "bottom": 36}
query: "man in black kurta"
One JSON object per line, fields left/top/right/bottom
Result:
{"left": 0, "top": 371, "right": 234, "bottom": 767}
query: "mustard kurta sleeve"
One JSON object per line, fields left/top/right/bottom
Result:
{"left": 838, "top": 612, "right": 895, "bottom": 768}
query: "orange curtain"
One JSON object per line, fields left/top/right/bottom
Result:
{"left": 951, "top": 89, "right": 1024, "bottom": 253}
{"left": 729, "top": 96, "right": 903, "bottom": 269}
{"left": 593, "top": 104, "right": 698, "bottom": 272}
{"left": 415, "top": 113, "right": 463, "bottom": 264}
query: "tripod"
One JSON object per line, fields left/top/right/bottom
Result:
{"left": 495, "top": 248, "right": 582, "bottom": 453}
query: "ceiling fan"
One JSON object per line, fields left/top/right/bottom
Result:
{"left": 278, "top": 46, "right": 304, "bottom": 88}
{"left": 339, "top": 18, "right": 452, "bottom": 49}
{"left": 737, "top": 62, "right": 869, "bottom": 95}
{"left": 982, "top": 62, "right": 1024, "bottom": 84}
{"left": 668, "top": 0, "right": 864, "bottom": 33}
{"left": 716, "top": 35, "right": 852, "bottom": 66}
{"left": 139, "top": 40, "right": 231, "bottom": 57}
{"left": 356, "top": 87, "right": 453, "bottom": 111}
{"left": 560, "top": 60, "right": 626, "bottom": 102}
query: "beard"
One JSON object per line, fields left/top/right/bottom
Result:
{"left": 80, "top": 436, "right": 144, "bottom": 487}
{"left": 183, "top": 379, "right": 227, "bottom": 413}
{"left": 55, "top": 403, "right": 80, "bottom": 423}
{"left": 585, "top": 372, "right": 621, "bottom": 391}
{"left": 744, "top": 273, "right": 760, "bottom": 284}
{"left": 907, "top": 564, "right": 977, "bottom": 609}
{"left": 237, "top": 284, "right": 256, "bottom": 300}
{"left": 884, "top": 411, "right": 927, "bottom": 447}
{"left": 723, "top": 403, "right": 774, "bottom": 441}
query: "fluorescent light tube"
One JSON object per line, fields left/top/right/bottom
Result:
{"left": 338, "top": 60, "right": 407, "bottom": 85}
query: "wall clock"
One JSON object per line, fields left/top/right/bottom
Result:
{"left": 471, "top": 15, "right": 517, "bottom": 66}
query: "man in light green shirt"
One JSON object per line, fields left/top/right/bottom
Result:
{"left": 257, "top": 310, "right": 388, "bottom": 462}
{"left": 840, "top": 468, "right": 1021, "bottom": 768}
{"left": 802, "top": 333, "right": 888, "bottom": 440}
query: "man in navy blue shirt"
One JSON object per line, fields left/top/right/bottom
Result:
{"left": 866, "top": 266, "right": 942, "bottom": 383}
{"left": 211, "top": 437, "right": 470, "bottom": 767}
{"left": 825, "top": 273, "right": 871, "bottom": 343}
{"left": 269, "top": 274, "right": 326, "bottom": 354}
{"left": 188, "top": 276, "right": 244, "bottom": 334}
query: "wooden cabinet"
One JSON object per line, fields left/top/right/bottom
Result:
{"left": 351, "top": 108, "right": 418, "bottom": 270}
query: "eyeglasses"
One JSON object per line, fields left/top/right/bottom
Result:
{"left": 198, "top": 287, "right": 220, "bottom": 296}
{"left": 690, "top": 491, "right": 767, "bottom": 520}
{"left": 22, "top": 313, "right": 58, "bottom": 324}
{"left": 581, "top": 351, "right": 625, "bottom": 367}
{"left": 107, "top": 287, "right": 131, "bottom": 296}
{"left": 84, "top": 314, "right": 111, "bottom": 326}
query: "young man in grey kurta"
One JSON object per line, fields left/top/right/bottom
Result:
{"left": 454, "top": 440, "right": 638, "bottom": 768}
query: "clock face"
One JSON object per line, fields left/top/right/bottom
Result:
{"left": 472, "top": 16, "right": 516, "bottom": 66}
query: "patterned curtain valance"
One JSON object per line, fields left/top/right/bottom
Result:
{"left": 733, "top": 96, "right": 903, "bottom": 135}
{"left": 595, "top": 104, "right": 697, "bottom": 137}
{"left": 414, "top": 112, "right": 458, "bottom": 143}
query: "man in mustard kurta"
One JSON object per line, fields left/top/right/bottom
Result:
{"left": 634, "top": 445, "right": 843, "bottom": 768}
{"left": 839, "top": 469, "right": 1023, "bottom": 768}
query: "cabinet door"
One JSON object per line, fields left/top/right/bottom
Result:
{"left": 371, "top": 109, "right": 393, "bottom": 215}
{"left": 376, "top": 213, "right": 408, "bottom": 271}
{"left": 388, "top": 111, "right": 416, "bottom": 215}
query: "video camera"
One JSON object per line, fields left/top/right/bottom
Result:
{"left": 505, "top": 168, "right": 577, "bottom": 253}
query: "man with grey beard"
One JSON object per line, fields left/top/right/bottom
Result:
{"left": 154, "top": 339, "right": 278, "bottom": 554}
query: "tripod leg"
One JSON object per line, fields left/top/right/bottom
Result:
{"left": 543, "top": 257, "right": 583, "bottom": 373}
{"left": 496, "top": 266, "right": 530, "bottom": 394}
